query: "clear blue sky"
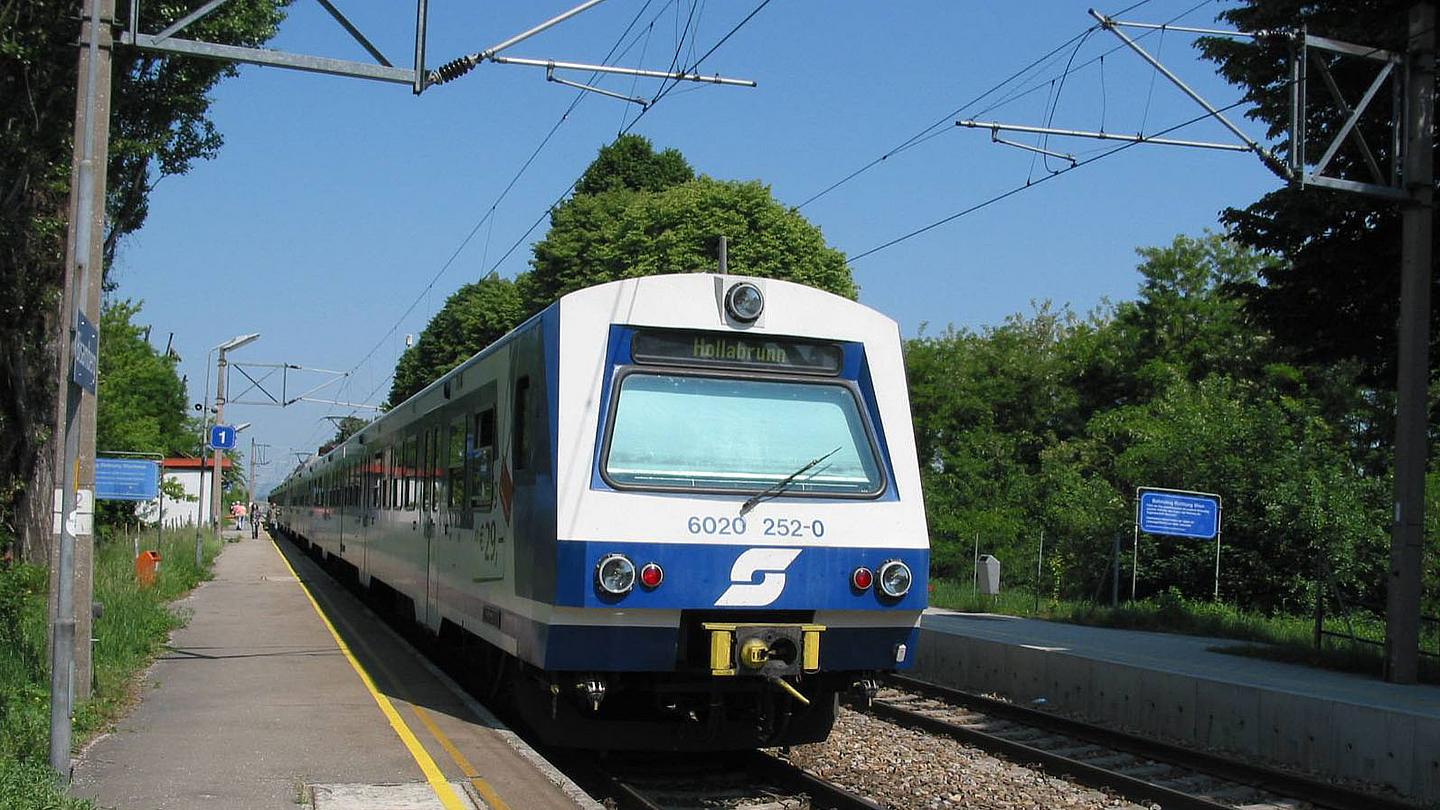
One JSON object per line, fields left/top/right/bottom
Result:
{"left": 110, "top": 0, "right": 1282, "bottom": 495}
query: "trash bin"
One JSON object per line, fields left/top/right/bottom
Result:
{"left": 135, "top": 550, "right": 161, "bottom": 589}
{"left": 976, "top": 554, "right": 1000, "bottom": 595}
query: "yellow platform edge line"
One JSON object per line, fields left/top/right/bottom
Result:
{"left": 269, "top": 539, "right": 468, "bottom": 810}
{"left": 412, "top": 705, "right": 513, "bottom": 810}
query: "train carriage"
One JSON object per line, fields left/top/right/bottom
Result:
{"left": 271, "top": 273, "right": 929, "bottom": 749}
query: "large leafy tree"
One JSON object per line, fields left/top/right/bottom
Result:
{"left": 388, "top": 276, "right": 525, "bottom": 407}
{"left": 1, "top": 0, "right": 287, "bottom": 557}
{"left": 319, "top": 416, "right": 370, "bottom": 455}
{"left": 393, "top": 135, "right": 856, "bottom": 402}
{"left": 95, "top": 300, "right": 192, "bottom": 458}
{"left": 523, "top": 176, "right": 856, "bottom": 309}
{"left": 573, "top": 133, "right": 694, "bottom": 196}
{"left": 1199, "top": 1, "right": 1434, "bottom": 383}
{"left": 94, "top": 300, "right": 195, "bottom": 529}
{"left": 906, "top": 234, "right": 1393, "bottom": 610}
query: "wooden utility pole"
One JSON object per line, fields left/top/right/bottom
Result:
{"left": 49, "top": 0, "right": 113, "bottom": 774}
{"left": 1385, "top": 2, "right": 1434, "bottom": 685}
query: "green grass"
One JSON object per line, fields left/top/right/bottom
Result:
{"left": 929, "top": 579, "right": 1440, "bottom": 683}
{"left": 0, "top": 527, "right": 222, "bottom": 807}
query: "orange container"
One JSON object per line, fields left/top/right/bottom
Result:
{"left": 135, "top": 550, "right": 162, "bottom": 589}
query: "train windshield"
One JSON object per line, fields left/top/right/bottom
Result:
{"left": 604, "top": 373, "right": 883, "bottom": 495}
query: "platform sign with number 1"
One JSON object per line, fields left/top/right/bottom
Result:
{"left": 209, "top": 425, "right": 237, "bottom": 451}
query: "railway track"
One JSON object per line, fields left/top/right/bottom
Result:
{"left": 562, "top": 750, "right": 885, "bottom": 810}
{"left": 866, "top": 675, "right": 1414, "bottom": 810}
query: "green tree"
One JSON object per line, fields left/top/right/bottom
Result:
{"left": 904, "top": 233, "right": 1393, "bottom": 610}
{"left": 573, "top": 133, "right": 694, "bottom": 196}
{"left": 319, "top": 416, "right": 370, "bottom": 455}
{"left": 94, "top": 299, "right": 193, "bottom": 529}
{"left": 905, "top": 305, "right": 1088, "bottom": 577}
{"left": 1, "top": 0, "right": 287, "bottom": 558}
{"left": 96, "top": 300, "right": 191, "bottom": 457}
{"left": 388, "top": 276, "right": 525, "bottom": 407}
{"left": 524, "top": 176, "right": 856, "bottom": 310}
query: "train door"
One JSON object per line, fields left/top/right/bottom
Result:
{"left": 469, "top": 390, "right": 502, "bottom": 584}
{"left": 367, "top": 450, "right": 382, "bottom": 578}
{"left": 423, "top": 423, "right": 442, "bottom": 629}
{"left": 428, "top": 414, "right": 470, "bottom": 628}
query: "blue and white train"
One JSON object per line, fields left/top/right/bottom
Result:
{"left": 270, "top": 273, "right": 929, "bottom": 749}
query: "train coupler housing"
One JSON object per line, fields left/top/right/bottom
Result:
{"left": 702, "top": 623, "right": 825, "bottom": 677}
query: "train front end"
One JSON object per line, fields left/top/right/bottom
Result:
{"left": 531, "top": 274, "right": 928, "bottom": 749}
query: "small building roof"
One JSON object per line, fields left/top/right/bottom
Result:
{"left": 163, "top": 457, "right": 235, "bottom": 470}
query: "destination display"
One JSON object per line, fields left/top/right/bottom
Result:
{"left": 632, "top": 330, "right": 843, "bottom": 375}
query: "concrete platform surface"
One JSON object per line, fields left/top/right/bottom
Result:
{"left": 921, "top": 609, "right": 1440, "bottom": 717}
{"left": 72, "top": 532, "right": 599, "bottom": 810}
{"left": 915, "top": 609, "right": 1440, "bottom": 803}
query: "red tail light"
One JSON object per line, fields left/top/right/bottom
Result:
{"left": 639, "top": 562, "right": 664, "bottom": 589}
{"left": 852, "top": 567, "right": 873, "bottom": 590}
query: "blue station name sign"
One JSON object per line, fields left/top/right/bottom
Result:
{"left": 95, "top": 458, "right": 160, "bottom": 501}
{"left": 1137, "top": 488, "right": 1220, "bottom": 540}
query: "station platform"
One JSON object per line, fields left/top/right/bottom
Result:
{"left": 72, "top": 530, "right": 600, "bottom": 810}
{"left": 913, "top": 609, "right": 1440, "bottom": 805}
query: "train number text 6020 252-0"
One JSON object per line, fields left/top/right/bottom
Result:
{"left": 686, "top": 516, "right": 826, "bottom": 538}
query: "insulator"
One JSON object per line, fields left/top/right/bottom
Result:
{"left": 430, "top": 55, "right": 478, "bottom": 86}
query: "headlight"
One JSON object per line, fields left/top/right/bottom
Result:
{"left": 596, "top": 554, "right": 636, "bottom": 595}
{"left": 877, "top": 560, "right": 912, "bottom": 598}
{"left": 724, "top": 282, "right": 764, "bottom": 322}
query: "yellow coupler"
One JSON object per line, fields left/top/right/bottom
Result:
{"left": 702, "top": 623, "right": 825, "bottom": 676}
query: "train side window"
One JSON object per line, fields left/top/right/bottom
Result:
{"left": 512, "top": 376, "right": 530, "bottom": 471}
{"left": 471, "top": 408, "right": 495, "bottom": 510}
{"left": 448, "top": 416, "right": 467, "bottom": 510}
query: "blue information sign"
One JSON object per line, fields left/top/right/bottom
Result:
{"left": 72, "top": 312, "right": 98, "bottom": 395}
{"left": 1138, "top": 489, "right": 1220, "bottom": 539}
{"left": 210, "top": 425, "right": 237, "bottom": 450}
{"left": 95, "top": 458, "right": 160, "bottom": 501}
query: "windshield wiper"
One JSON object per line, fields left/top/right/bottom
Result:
{"left": 738, "top": 447, "right": 842, "bottom": 517}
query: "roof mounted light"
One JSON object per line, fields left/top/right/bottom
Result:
{"left": 877, "top": 560, "right": 913, "bottom": 599}
{"left": 596, "top": 553, "right": 636, "bottom": 596}
{"left": 724, "top": 282, "right": 764, "bottom": 323}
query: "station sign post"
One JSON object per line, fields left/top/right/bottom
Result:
{"left": 1133, "top": 487, "right": 1223, "bottom": 601}
{"left": 96, "top": 454, "right": 165, "bottom": 552}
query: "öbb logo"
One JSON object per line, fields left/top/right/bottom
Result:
{"left": 715, "top": 548, "right": 802, "bottom": 607}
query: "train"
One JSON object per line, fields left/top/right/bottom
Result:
{"left": 269, "top": 273, "right": 929, "bottom": 749}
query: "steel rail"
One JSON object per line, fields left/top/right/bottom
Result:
{"left": 885, "top": 674, "right": 1413, "bottom": 810}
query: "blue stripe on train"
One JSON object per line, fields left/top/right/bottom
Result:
{"left": 551, "top": 540, "right": 928, "bottom": 611}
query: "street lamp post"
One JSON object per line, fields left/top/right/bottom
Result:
{"left": 206, "top": 333, "right": 258, "bottom": 543}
